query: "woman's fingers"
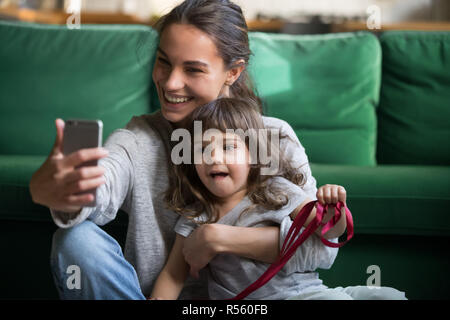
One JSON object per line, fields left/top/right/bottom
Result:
{"left": 63, "top": 165, "right": 106, "bottom": 184}
{"left": 189, "top": 267, "right": 200, "bottom": 280}
{"left": 64, "top": 176, "right": 106, "bottom": 195}
{"left": 62, "top": 148, "right": 109, "bottom": 169}
{"left": 64, "top": 193, "right": 96, "bottom": 206}
{"left": 51, "top": 118, "right": 65, "bottom": 157}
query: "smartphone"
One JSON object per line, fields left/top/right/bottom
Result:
{"left": 62, "top": 119, "right": 103, "bottom": 207}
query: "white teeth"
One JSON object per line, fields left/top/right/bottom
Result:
{"left": 164, "top": 92, "right": 191, "bottom": 103}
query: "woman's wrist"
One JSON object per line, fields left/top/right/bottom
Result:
{"left": 202, "top": 224, "right": 226, "bottom": 255}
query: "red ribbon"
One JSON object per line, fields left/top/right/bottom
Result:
{"left": 229, "top": 200, "right": 354, "bottom": 300}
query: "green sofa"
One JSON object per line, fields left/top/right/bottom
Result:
{"left": 0, "top": 20, "right": 449, "bottom": 300}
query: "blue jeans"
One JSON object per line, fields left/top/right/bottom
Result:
{"left": 50, "top": 220, "right": 146, "bottom": 300}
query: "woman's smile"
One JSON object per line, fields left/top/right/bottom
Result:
{"left": 162, "top": 89, "right": 195, "bottom": 109}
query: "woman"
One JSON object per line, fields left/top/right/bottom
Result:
{"left": 29, "top": 0, "right": 336, "bottom": 299}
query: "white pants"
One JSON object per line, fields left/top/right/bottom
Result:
{"left": 289, "top": 286, "right": 407, "bottom": 300}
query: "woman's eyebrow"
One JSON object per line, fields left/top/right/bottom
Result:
{"left": 184, "top": 60, "right": 209, "bottom": 68}
{"left": 157, "top": 47, "right": 168, "bottom": 56}
{"left": 157, "top": 47, "right": 209, "bottom": 68}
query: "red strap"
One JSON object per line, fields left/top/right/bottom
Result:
{"left": 229, "top": 200, "right": 354, "bottom": 300}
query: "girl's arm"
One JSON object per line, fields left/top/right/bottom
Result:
{"left": 151, "top": 234, "right": 190, "bottom": 300}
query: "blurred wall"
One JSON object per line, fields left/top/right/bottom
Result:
{"left": 233, "top": 0, "right": 448, "bottom": 22}
{"left": 62, "top": 0, "right": 449, "bottom": 22}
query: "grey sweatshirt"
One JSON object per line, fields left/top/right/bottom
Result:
{"left": 51, "top": 111, "right": 328, "bottom": 299}
{"left": 175, "top": 176, "right": 338, "bottom": 300}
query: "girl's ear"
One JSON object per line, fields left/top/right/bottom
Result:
{"left": 225, "top": 59, "right": 246, "bottom": 86}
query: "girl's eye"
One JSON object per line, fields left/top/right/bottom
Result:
{"left": 224, "top": 144, "right": 236, "bottom": 151}
{"left": 195, "top": 145, "right": 206, "bottom": 153}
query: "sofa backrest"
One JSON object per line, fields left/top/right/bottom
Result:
{"left": 248, "top": 32, "right": 381, "bottom": 166}
{"left": 377, "top": 31, "right": 450, "bottom": 166}
{"left": 0, "top": 22, "right": 382, "bottom": 166}
{"left": 0, "top": 21, "right": 159, "bottom": 156}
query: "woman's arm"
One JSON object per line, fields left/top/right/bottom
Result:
{"left": 183, "top": 195, "right": 347, "bottom": 279}
{"left": 151, "top": 234, "right": 190, "bottom": 300}
{"left": 183, "top": 224, "right": 280, "bottom": 278}
{"left": 209, "top": 224, "right": 280, "bottom": 263}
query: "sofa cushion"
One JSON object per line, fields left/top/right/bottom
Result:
{"left": 0, "top": 155, "right": 127, "bottom": 228}
{"left": 377, "top": 31, "right": 450, "bottom": 165}
{"left": 3, "top": 154, "right": 448, "bottom": 238}
{"left": 311, "top": 163, "right": 450, "bottom": 236}
{"left": 0, "top": 21, "right": 159, "bottom": 156}
{"left": 249, "top": 32, "right": 381, "bottom": 166}
{"left": 0, "top": 155, "right": 52, "bottom": 222}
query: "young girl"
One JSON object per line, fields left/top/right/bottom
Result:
{"left": 151, "top": 98, "right": 353, "bottom": 300}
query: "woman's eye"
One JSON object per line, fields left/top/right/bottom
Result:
{"left": 158, "top": 57, "right": 170, "bottom": 65}
{"left": 186, "top": 68, "right": 203, "bottom": 73}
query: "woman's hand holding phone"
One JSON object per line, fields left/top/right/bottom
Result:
{"left": 29, "top": 119, "right": 109, "bottom": 214}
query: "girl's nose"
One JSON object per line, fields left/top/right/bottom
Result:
{"left": 210, "top": 146, "right": 224, "bottom": 165}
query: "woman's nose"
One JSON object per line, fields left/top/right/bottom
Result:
{"left": 164, "top": 68, "right": 185, "bottom": 91}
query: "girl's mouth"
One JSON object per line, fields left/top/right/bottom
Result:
{"left": 210, "top": 171, "right": 229, "bottom": 179}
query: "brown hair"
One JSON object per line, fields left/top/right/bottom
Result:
{"left": 154, "top": 0, "right": 261, "bottom": 110}
{"left": 165, "top": 98, "right": 306, "bottom": 223}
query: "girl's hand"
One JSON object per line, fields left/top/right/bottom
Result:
{"left": 316, "top": 184, "right": 347, "bottom": 206}
{"left": 314, "top": 184, "right": 348, "bottom": 238}
{"left": 29, "top": 119, "right": 109, "bottom": 213}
